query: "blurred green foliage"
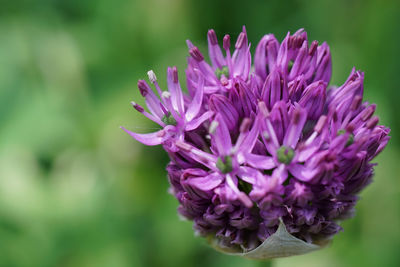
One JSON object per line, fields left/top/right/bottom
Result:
{"left": 0, "top": 0, "right": 399, "bottom": 266}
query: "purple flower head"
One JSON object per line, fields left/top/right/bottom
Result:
{"left": 123, "top": 27, "right": 390, "bottom": 257}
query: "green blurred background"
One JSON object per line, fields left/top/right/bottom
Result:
{"left": 0, "top": 0, "right": 399, "bottom": 266}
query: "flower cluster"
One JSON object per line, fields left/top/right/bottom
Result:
{"left": 123, "top": 27, "right": 390, "bottom": 252}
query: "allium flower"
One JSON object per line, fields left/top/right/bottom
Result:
{"left": 123, "top": 27, "right": 390, "bottom": 258}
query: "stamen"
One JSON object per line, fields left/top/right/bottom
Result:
{"left": 314, "top": 115, "right": 327, "bottom": 133}
{"left": 208, "top": 29, "right": 218, "bottom": 45}
{"left": 361, "top": 104, "right": 376, "bottom": 121}
{"left": 350, "top": 95, "right": 362, "bottom": 111}
{"left": 137, "top": 80, "right": 148, "bottom": 96}
{"left": 342, "top": 95, "right": 363, "bottom": 128}
{"left": 147, "top": 70, "right": 157, "bottom": 84}
{"left": 223, "top": 34, "right": 230, "bottom": 50}
{"left": 161, "top": 91, "right": 180, "bottom": 121}
{"left": 292, "top": 109, "right": 301, "bottom": 124}
{"left": 162, "top": 91, "right": 171, "bottom": 99}
{"left": 309, "top": 41, "right": 318, "bottom": 56}
{"left": 189, "top": 47, "right": 204, "bottom": 62}
{"left": 366, "top": 116, "right": 379, "bottom": 129}
{"left": 305, "top": 132, "right": 317, "bottom": 146}
{"left": 289, "top": 34, "right": 305, "bottom": 49}
{"left": 172, "top": 66, "right": 178, "bottom": 83}
{"left": 258, "top": 101, "right": 280, "bottom": 148}
{"left": 130, "top": 101, "right": 165, "bottom": 126}
{"left": 131, "top": 101, "right": 144, "bottom": 113}
{"left": 305, "top": 115, "right": 326, "bottom": 145}
{"left": 346, "top": 122, "right": 355, "bottom": 133}
{"left": 240, "top": 118, "right": 252, "bottom": 133}
{"left": 262, "top": 131, "right": 270, "bottom": 141}
{"left": 257, "top": 101, "right": 270, "bottom": 117}
{"left": 209, "top": 120, "right": 219, "bottom": 134}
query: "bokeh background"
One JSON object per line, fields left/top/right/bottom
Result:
{"left": 0, "top": 0, "right": 399, "bottom": 266}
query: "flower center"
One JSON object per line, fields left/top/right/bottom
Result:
{"left": 215, "top": 66, "right": 229, "bottom": 80}
{"left": 277, "top": 146, "right": 295, "bottom": 164}
{"left": 162, "top": 112, "right": 177, "bottom": 126}
{"left": 216, "top": 156, "right": 233, "bottom": 174}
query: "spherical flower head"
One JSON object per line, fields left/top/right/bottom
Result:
{"left": 122, "top": 27, "right": 390, "bottom": 259}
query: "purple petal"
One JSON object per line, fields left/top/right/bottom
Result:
{"left": 261, "top": 70, "right": 288, "bottom": 109}
{"left": 209, "top": 94, "right": 239, "bottom": 131}
{"left": 313, "top": 42, "right": 332, "bottom": 84}
{"left": 207, "top": 29, "right": 226, "bottom": 68}
{"left": 182, "top": 171, "right": 223, "bottom": 199}
{"left": 237, "top": 166, "right": 263, "bottom": 184}
{"left": 254, "top": 34, "right": 279, "bottom": 80}
{"left": 283, "top": 105, "right": 307, "bottom": 148}
{"left": 167, "top": 66, "right": 185, "bottom": 115}
{"left": 186, "top": 74, "right": 204, "bottom": 122}
{"left": 212, "top": 114, "right": 232, "bottom": 156}
{"left": 121, "top": 126, "right": 166, "bottom": 146}
{"left": 245, "top": 154, "right": 276, "bottom": 170}
{"left": 186, "top": 111, "right": 213, "bottom": 131}
{"left": 298, "top": 81, "right": 327, "bottom": 120}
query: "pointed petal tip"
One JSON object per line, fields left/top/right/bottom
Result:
{"left": 186, "top": 39, "right": 194, "bottom": 49}
{"left": 207, "top": 29, "right": 218, "bottom": 45}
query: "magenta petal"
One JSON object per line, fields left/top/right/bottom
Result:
{"left": 275, "top": 32, "right": 290, "bottom": 72}
{"left": 254, "top": 34, "right": 279, "bottom": 80}
{"left": 239, "top": 116, "right": 261, "bottom": 153}
{"left": 237, "top": 166, "right": 263, "bottom": 184}
{"left": 167, "top": 67, "right": 185, "bottom": 114}
{"left": 313, "top": 42, "right": 332, "bottom": 84}
{"left": 212, "top": 114, "right": 232, "bottom": 156}
{"left": 121, "top": 126, "right": 165, "bottom": 146}
{"left": 186, "top": 111, "right": 213, "bottom": 131}
{"left": 273, "top": 164, "right": 288, "bottom": 184}
{"left": 299, "top": 81, "right": 327, "bottom": 120}
{"left": 207, "top": 29, "right": 226, "bottom": 68}
{"left": 261, "top": 70, "right": 288, "bottom": 109}
{"left": 209, "top": 94, "right": 239, "bottom": 131}
{"left": 289, "top": 163, "right": 318, "bottom": 182}
{"left": 186, "top": 74, "right": 204, "bottom": 122}
{"left": 232, "top": 30, "right": 251, "bottom": 80}
{"left": 269, "top": 101, "right": 289, "bottom": 143}
{"left": 245, "top": 154, "right": 276, "bottom": 170}
{"left": 186, "top": 172, "right": 224, "bottom": 192}
{"left": 283, "top": 105, "right": 307, "bottom": 148}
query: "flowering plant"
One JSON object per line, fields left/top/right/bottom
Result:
{"left": 122, "top": 27, "right": 390, "bottom": 258}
